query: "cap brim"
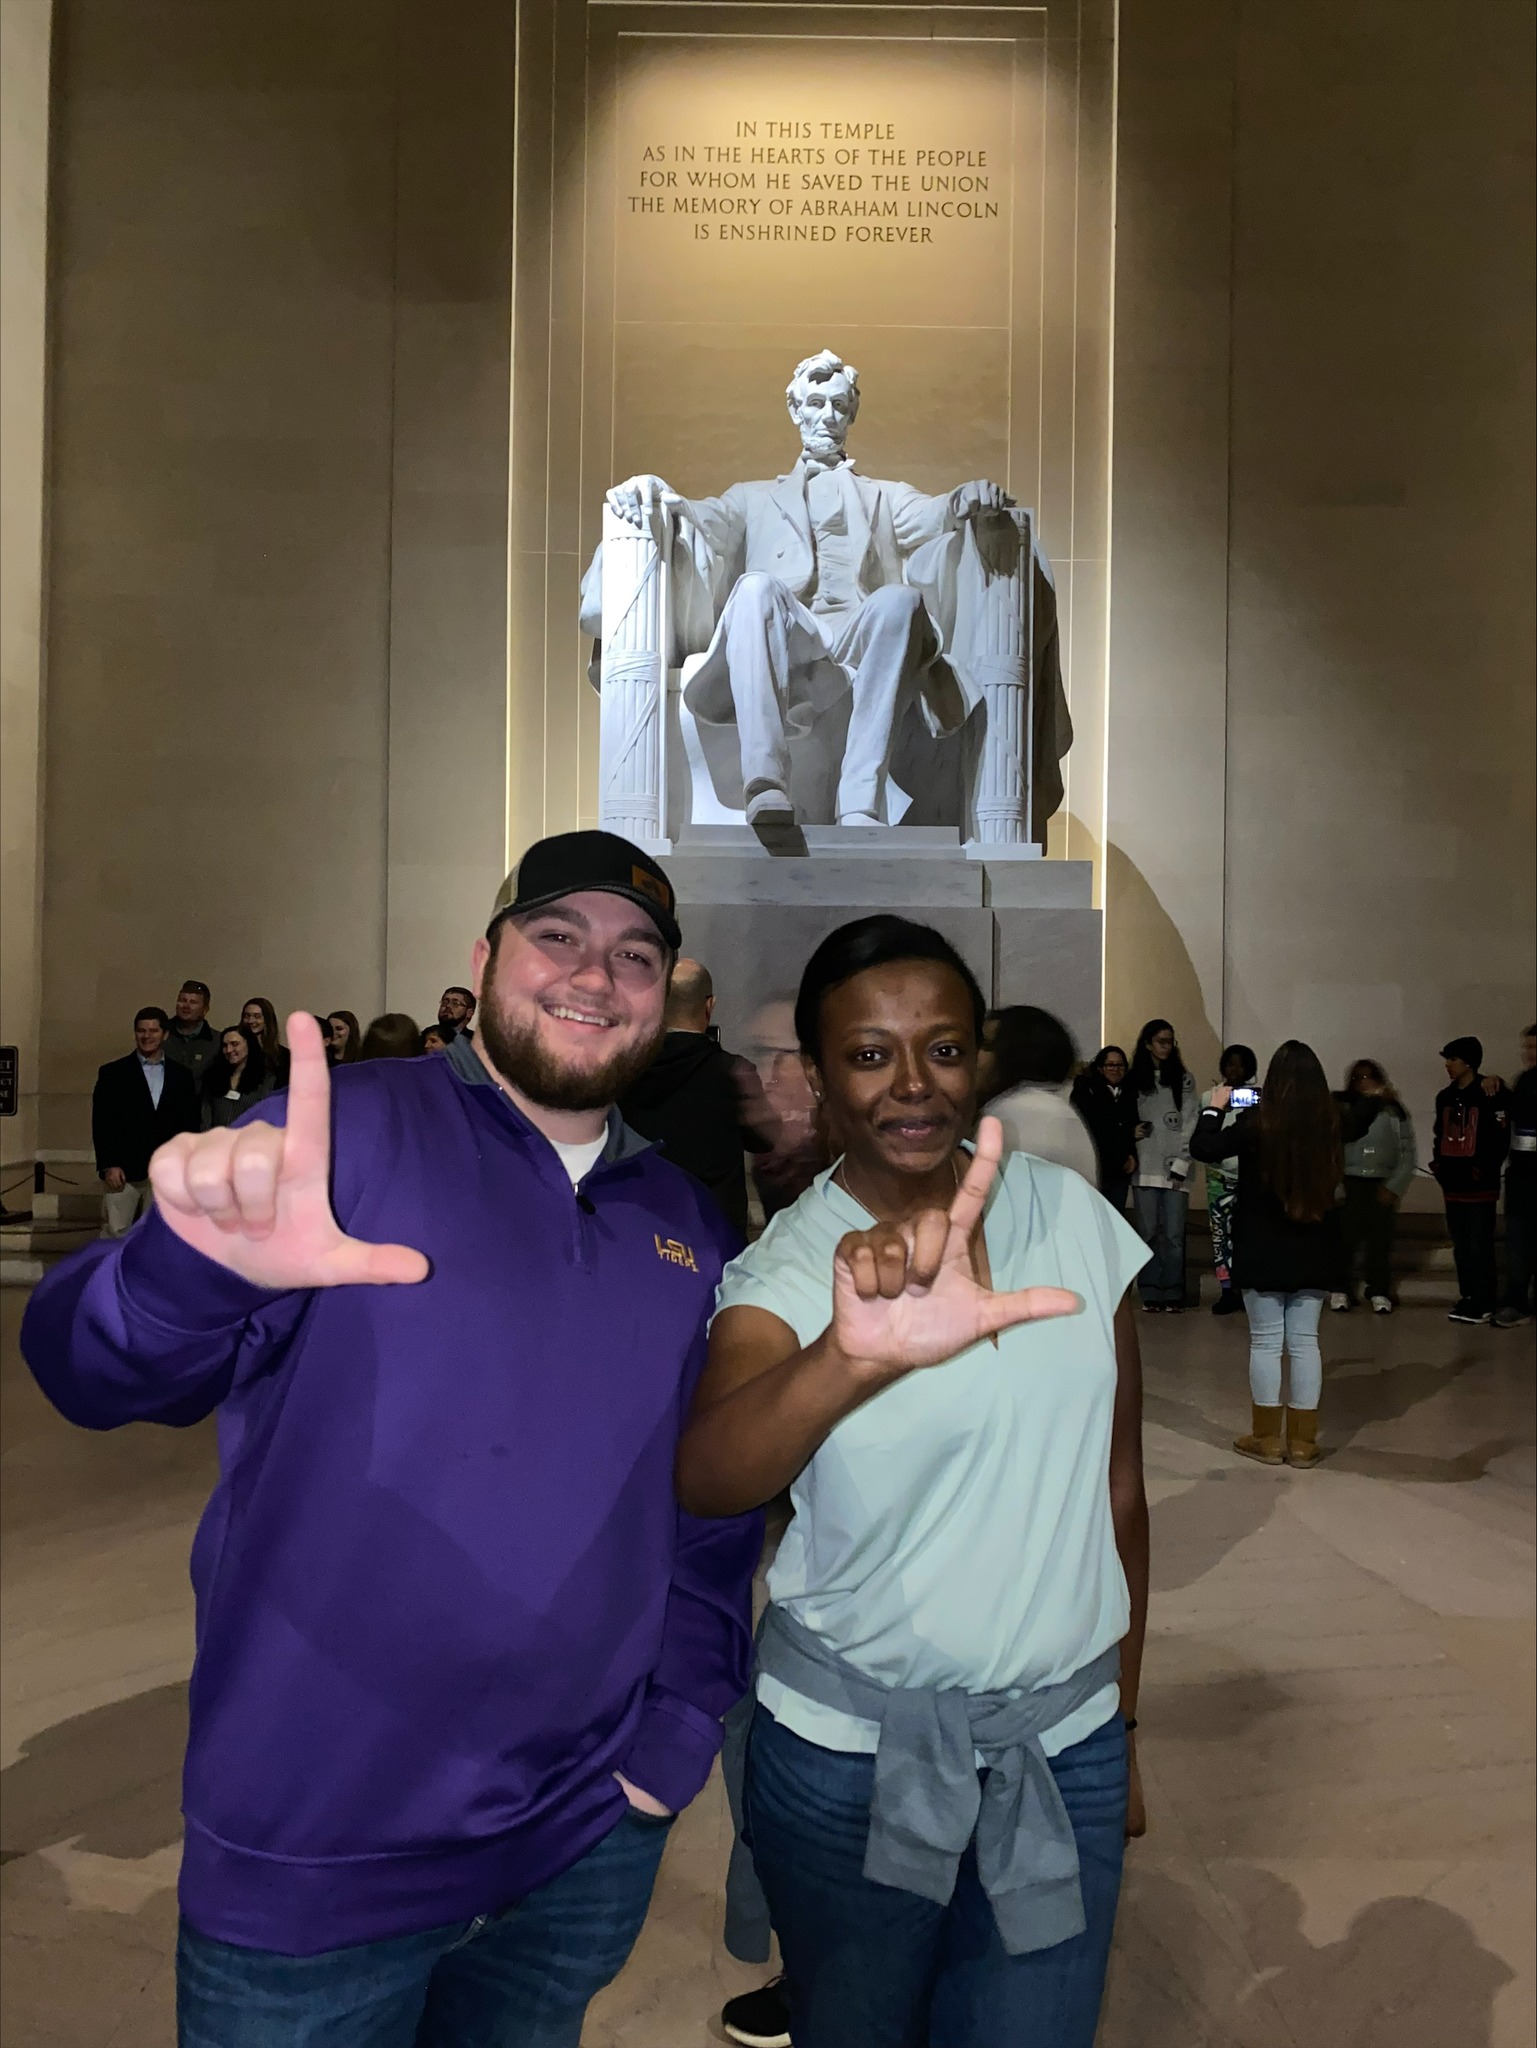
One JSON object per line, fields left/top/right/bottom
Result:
{"left": 493, "top": 882, "right": 681, "bottom": 952}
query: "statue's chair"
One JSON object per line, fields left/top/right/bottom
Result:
{"left": 595, "top": 504, "right": 1056, "bottom": 853}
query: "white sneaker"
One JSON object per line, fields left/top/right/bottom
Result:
{"left": 1328, "top": 1292, "right": 1350, "bottom": 1312}
{"left": 1369, "top": 1295, "right": 1393, "bottom": 1314}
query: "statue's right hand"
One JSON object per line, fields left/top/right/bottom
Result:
{"left": 605, "top": 474, "right": 677, "bottom": 529}
{"left": 148, "top": 1013, "right": 429, "bottom": 1292}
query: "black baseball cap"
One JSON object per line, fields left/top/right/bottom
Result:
{"left": 489, "top": 831, "right": 681, "bottom": 951}
{"left": 1440, "top": 1035, "right": 1482, "bottom": 1067}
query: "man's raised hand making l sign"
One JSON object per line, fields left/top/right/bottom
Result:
{"left": 150, "top": 1011, "right": 428, "bottom": 1289}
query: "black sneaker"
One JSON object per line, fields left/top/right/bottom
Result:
{"left": 722, "top": 1975, "right": 792, "bottom": 2048}
{"left": 1447, "top": 1300, "right": 1490, "bottom": 1325}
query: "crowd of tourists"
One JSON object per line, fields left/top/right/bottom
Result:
{"left": 996, "top": 1016, "right": 1533, "bottom": 1335}
{"left": 28, "top": 824, "right": 1535, "bottom": 2048}
{"left": 88, "top": 982, "right": 481, "bottom": 1235}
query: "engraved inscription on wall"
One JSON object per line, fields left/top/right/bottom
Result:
{"left": 609, "top": 39, "right": 1021, "bottom": 328}
{"left": 628, "top": 120, "right": 998, "bottom": 248}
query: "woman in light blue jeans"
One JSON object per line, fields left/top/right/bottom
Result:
{"left": 1191, "top": 1041, "right": 1378, "bottom": 1467}
{"left": 1243, "top": 1289, "right": 1325, "bottom": 1414}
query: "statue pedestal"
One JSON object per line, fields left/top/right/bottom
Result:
{"left": 665, "top": 828, "right": 1101, "bottom": 1064}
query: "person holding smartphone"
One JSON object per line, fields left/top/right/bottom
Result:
{"left": 1191, "top": 1042, "right": 1377, "bottom": 1467}
{"left": 1129, "top": 1020, "right": 1200, "bottom": 1311}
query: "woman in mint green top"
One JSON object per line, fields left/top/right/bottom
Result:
{"left": 678, "top": 916, "right": 1151, "bottom": 2048}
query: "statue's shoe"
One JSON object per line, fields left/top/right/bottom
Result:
{"left": 746, "top": 786, "right": 795, "bottom": 827}
{"left": 745, "top": 784, "right": 805, "bottom": 853}
{"left": 838, "top": 811, "right": 883, "bottom": 826}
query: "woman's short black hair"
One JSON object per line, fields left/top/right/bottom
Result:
{"left": 985, "top": 1006, "right": 1078, "bottom": 1090}
{"left": 1220, "top": 1043, "right": 1258, "bottom": 1083}
{"left": 794, "top": 915, "right": 987, "bottom": 1064}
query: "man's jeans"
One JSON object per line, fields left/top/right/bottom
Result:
{"left": 176, "top": 1809, "right": 674, "bottom": 2048}
{"left": 1131, "top": 1186, "right": 1188, "bottom": 1306}
{"left": 1504, "top": 1182, "right": 1535, "bottom": 1315}
{"left": 1445, "top": 1199, "right": 1499, "bottom": 1316}
{"left": 743, "top": 1705, "right": 1128, "bottom": 2048}
{"left": 1339, "top": 1176, "right": 1398, "bottom": 1300}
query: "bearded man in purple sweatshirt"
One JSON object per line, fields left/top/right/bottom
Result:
{"left": 23, "top": 831, "right": 762, "bottom": 2048}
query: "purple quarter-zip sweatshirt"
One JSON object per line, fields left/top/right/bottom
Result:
{"left": 22, "top": 1036, "right": 761, "bottom": 1955}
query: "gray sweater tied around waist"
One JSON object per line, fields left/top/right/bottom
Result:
{"left": 749, "top": 1602, "right": 1122, "bottom": 1956}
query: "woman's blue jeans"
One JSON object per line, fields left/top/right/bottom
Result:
{"left": 175, "top": 1808, "right": 674, "bottom": 2048}
{"left": 743, "top": 1705, "right": 1128, "bottom": 2048}
{"left": 1131, "top": 1186, "right": 1188, "bottom": 1305}
{"left": 1242, "top": 1287, "right": 1325, "bottom": 1407}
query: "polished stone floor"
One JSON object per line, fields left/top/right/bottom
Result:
{"left": 2, "top": 1287, "right": 1533, "bottom": 2046}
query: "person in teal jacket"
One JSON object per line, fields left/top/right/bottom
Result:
{"left": 1331, "top": 1060, "right": 1417, "bottom": 1312}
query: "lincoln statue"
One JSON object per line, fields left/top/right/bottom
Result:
{"left": 584, "top": 348, "right": 1041, "bottom": 830}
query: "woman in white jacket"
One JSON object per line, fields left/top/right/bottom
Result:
{"left": 1129, "top": 1019, "right": 1200, "bottom": 1311}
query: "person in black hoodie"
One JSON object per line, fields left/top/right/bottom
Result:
{"left": 1070, "top": 1045, "right": 1141, "bottom": 1212}
{"left": 1431, "top": 1036, "right": 1512, "bottom": 1325}
{"left": 619, "top": 959, "right": 778, "bottom": 1236}
{"left": 1496, "top": 1024, "right": 1537, "bottom": 1327}
{"left": 1192, "top": 1041, "right": 1377, "bottom": 1469}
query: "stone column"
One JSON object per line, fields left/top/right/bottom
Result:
{"left": 598, "top": 504, "right": 671, "bottom": 849}
{"left": 960, "top": 507, "right": 1035, "bottom": 847}
{"left": 1, "top": 0, "right": 54, "bottom": 1159}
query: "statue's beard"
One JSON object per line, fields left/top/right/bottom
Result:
{"left": 476, "top": 992, "right": 663, "bottom": 1114}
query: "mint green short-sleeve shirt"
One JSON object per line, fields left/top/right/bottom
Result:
{"left": 714, "top": 1151, "right": 1151, "bottom": 1756}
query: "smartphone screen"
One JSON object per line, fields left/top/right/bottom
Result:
{"left": 1230, "top": 1085, "right": 1261, "bottom": 1109}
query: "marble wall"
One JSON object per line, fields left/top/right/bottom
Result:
{"left": 1106, "top": 0, "right": 1535, "bottom": 1171}
{"left": 12, "top": 0, "right": 1533, "bottom": 1149}
{"left": 1220, "top": 1, "right": 1535, "bottom": 1148}
{"left": 29, "top": 0, "right": 512, "bottom": 1146}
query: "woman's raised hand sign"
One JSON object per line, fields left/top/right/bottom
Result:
{"left": 830, "top": 1117, "right": 1079, "bottom": 1381}
{"left": 148, "top": 1013, "right": 429, "bottom": 1291}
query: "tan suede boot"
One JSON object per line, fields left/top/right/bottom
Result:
{"left": 1233, "top": 1404, "right": 1286, "bottom": 1465}
{"left": 1285, "top": 1408, "right": 1322, "bottom": 1468}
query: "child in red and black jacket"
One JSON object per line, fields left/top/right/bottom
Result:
{"left": 1431, "top": 1036, "right": 1511, "bottom": 1324}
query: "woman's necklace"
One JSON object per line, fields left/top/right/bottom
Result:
{"left": 833, "top": 1150, "right": 962, "bottom": 1225}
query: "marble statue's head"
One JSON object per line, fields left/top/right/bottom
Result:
{"left": 786, "top": 349, "right": 860, "bottom": 461}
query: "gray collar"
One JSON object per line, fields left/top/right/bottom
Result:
{"left": 444, "top": 1031, "right": 651, "bottom": 1164}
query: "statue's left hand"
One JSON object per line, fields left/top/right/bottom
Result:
{"left": 949, "top": 479, "right": 1015, "bottom": 523}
